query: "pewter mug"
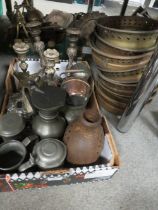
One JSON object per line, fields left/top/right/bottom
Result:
{"left": 0, "top": 135, "right": 38, "bottom": 171}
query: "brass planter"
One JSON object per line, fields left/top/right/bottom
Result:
{"left": 98, "top": 67, "right": 144, "bottom": 83}
{"left": 95, "top": 84, "right": 127, "bottom": 110}
{"left": 97, "top": 94, "right": 124, "bottom": 115}
{"left": 90, "top": 40, "right": 151, "bottom": 71}
{"left": 98, "top": 79, "right": 134, "bottom": 98}
{"left": 96, "top": 16, "right": 158, "bottom": 52}
{"left": 94, "top": 32, "right": 143, "bottom": 56}
{"left": 95, "top": 82, "right": 129, "bottom": 104}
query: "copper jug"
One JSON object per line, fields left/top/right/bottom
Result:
{"left": 63, "top": 112, "right": 104, "bottom": 165}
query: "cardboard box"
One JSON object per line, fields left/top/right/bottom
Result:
{"left": 0, "top": 59, "right": 120, "bottom": 192}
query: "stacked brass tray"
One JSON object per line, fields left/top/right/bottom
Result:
{"left": 90, "top": 16, "right": 158, "bottom": 115}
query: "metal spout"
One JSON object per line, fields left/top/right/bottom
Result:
{"left": 117, "top": 42, "right": 158, "bottom": 133}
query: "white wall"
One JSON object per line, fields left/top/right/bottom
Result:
{"left": 2, "top": 0, "right": 155, "bottom": 15}
{"left": 2, "top": 0, "right": 103, "bottom": 15}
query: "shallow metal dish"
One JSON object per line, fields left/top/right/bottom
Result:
{"left": 96, "top": 16, "right": 158, "bottom": 52}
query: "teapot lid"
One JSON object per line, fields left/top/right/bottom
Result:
{"left": 31, "top": 86, "right": 66, "bottom": 111}
{"left": 33, "top": 138, "right": 67, "bottom": 169}
{"left": 0, "top": 113, "right": 25, "bottom": 138}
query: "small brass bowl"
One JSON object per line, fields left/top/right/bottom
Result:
{"left": 61, "top": 78, "right": 91, "bottom": 106}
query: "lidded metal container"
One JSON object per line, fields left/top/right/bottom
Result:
{"left": 19, "top": 138, "right": 67, "bottom": 171}
{"left": 33, "top": 138, "right": 67, "bottom": 169}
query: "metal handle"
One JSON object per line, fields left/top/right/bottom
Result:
{"left": 22, "top": 135, "right": 38, "bottom": 147}
{"left": 22, "top": 87, "right": 34, "bottom": 114}
{"left": 19, "top": 154, "right": 35, "bottom": 172}
{"left": 60, "top": 70, "right": 85, "bottom": 78}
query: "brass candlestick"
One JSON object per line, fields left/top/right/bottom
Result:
{"left": 66, "top": 27, "right": 81, "bottom": 70}
{"left": 13, "top": 41, "right": 29, "bottom": 72}
{"left": 26, "top": 21, "right": 46, "bottom": 68}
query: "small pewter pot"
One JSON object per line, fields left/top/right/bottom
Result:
{"left": 0, "top": 135, "right": 38, "bottom": 171}
{"left": 19, "top": 138, "right": 67, "bottom": 172}
{"left": 0, "top": 113, "right": 25, "bottom": 141}
{"left": 31, "top": 86, "right": 67, "bottom": 139}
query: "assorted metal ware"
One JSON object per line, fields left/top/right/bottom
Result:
{"left": 0, "top": 55, "right": 100, "bottom": 171}
{"left": 1, "top": 1, "right": 158, "bottom": 172}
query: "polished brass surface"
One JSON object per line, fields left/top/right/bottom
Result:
{"left": 96, "top": 16, "right": 158, "bottom": 52}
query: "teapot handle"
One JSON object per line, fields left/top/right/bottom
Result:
{"left": 19, "top": 154, "right": 35, "bottom": 172}
{"left": 22, "top": 87, "right": 35, "bottom": 114}
{"left": 60, "top": 70, "right": 85, "bottom": 79}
